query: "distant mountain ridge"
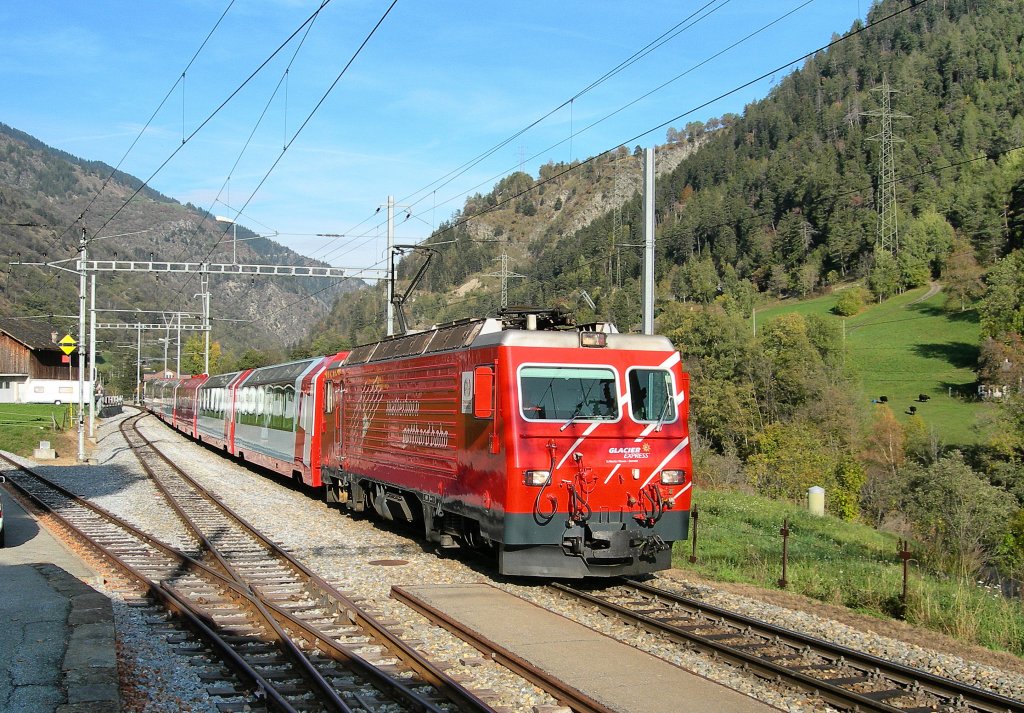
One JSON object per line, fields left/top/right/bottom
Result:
{"left": 0, "top": 123, "right": 363, "bottom": 358}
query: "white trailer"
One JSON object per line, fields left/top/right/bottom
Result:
{"left": 17, "top": 378, "right": 92, "bottom": 405}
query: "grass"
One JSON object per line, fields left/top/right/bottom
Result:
{"left": 756, "top": 284, "right": 991, "bottom": 446}
{"left": 675, "top": 488, "right": 1024, "bottom": 655}
{"left": 0, "top": 404, "right": 74, "bottom": 456}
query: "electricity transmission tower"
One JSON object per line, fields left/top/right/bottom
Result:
{"left": 863, "top": 74, "right": 910, "bottom": 254}
{"left": 482, "top": 250, "right": 525, "bottom": 309}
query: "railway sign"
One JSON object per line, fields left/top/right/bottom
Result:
{"left": 59, "top": 334, "right": 77, "bottom": 355}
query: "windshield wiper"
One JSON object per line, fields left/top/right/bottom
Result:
{"left": 655, "top": 395, "right": 674, "bottom": 432}
{"left": 560, "top": 403, "right": 584, "bottom": 432}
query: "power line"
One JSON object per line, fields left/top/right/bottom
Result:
{"left": 172, "top": 4, "right": 330, "bottom": 266}
{"left": 411, "top": 0, "right": 929, "bottom": 256}
{"left": 268, "top": 0, "right": 935, "bottom": 335}
{"left": 57, "top": 1, "right": 239, "bottom": 248}
{"left": 303, "top": 0, "right": 737, "bottom": 263}
{"left": 88, "top": 1, "right": 337, "bottom": 243}
{"left": 196, "top": 0, "right": 400, "bottom": 319}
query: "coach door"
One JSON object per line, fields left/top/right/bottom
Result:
{"left": 325, "top": 376, "right": 343, "bottom": 459}
{"left": 467, "top": 364, "right": 499, "bottom": 455}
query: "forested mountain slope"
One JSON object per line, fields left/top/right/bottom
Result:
{"left": 315, "top": 0, "right": 1023, "bottom": 344}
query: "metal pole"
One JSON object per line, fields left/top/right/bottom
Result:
{"left": 386, "top": 195, "right": 395, "bottom": 337}
{"left": 136, "top": 324, "right": 141, "bottom": 404}
{"left": 642, "top": 147, "right": 656, "bottom": 334}
{"left": 88, "top": 274, "right": 96, "bottom": 438}
{"left": 176, "top": 320, "right": 181, "bottom": 376}
{"left": 688, "top": 505, "right": 699, "bottom": 564}
{"left": 202, "top": 269, "right": 210, "bottom": 374}
{"left": 778, "top": 518, "right": 790, "bottom": 589}
{"left": 232, "top": 220, "right": 237, "bottom": 264}
{"left": 77, "top": 228, "right": 86, "bottom": 462}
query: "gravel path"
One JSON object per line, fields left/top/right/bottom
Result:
{"left": 6, "top": 408, "right": 1023, "bottom": 712}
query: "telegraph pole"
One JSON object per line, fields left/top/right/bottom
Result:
{"left": 136, "top": 324, "right": 142, "bottom": 404}
{"left": 386, "top": 196, "right": 395, "bottom": 336}
{"left": 88, "top": 274, "right": 97, "bottom": 439}
{"left": 201, "top": 268, "right": 210, "bottom": 374}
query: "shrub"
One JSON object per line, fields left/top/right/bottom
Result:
{"left": 833, "top": 286, "right": 870, "bottom": 316}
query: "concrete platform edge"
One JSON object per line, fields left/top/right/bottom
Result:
{"left": 35, "top": 563, "right": 120, "bottom": 713}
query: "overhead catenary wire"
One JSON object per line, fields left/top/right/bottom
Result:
{"left": 368, "top": 0, "right": 824, "bottom": 257}
{"left": 57, "top": 1, "right": 238, "bottom": 248}
{"left": 86, "top": 1, "right": 337, "bottom": 245}
{"left": 406, "top": 0, "right": 931, "bottom": 255}
{"left": 171, "top": 3, "right": 330, "bottom": 266}
{"left": 306, "top": 0, "right": 737, "bottom": 263}
{"left": 247, "top": 1, "right": 936, "bottom": 328}
{"left": 193, "top": 0, "right": 400, "bottom": 319}
{"left": 312, "top": 0, "right": 842, "bottom": 269}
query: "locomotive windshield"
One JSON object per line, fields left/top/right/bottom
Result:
{"left": 627, "top": 368, "right": 676, "bottom": 423}
{"left": 519, "top": 366, "right": 618, "bottom": 421}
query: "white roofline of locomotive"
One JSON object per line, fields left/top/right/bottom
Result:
{"left": 472, "top": 322, "right": 675, "bottom": 352}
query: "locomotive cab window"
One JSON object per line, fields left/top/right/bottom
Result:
{"left": 519, "top": 366, "right": 618, "bottom": 421}
{"left": 627, "top": 368, "right": 676, "bottom": 424}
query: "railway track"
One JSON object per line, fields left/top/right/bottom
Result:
{"left": 119, "top": 412, "right": 499, "bottom": 713}
{"left": 0, "top": 415, "right": 497, "bottom": 713}
{"left": 552, "top": 579, "right": 1024, "bottom": 713}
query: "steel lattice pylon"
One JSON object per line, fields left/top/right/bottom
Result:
{"left": 863, "top": 74, "right": 910, "bottom": 254}
{"left": 482, "top": 249, "right": 525, "bottom": 309}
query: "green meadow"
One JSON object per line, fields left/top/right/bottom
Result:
{"left": 0, "top": 404, "right": 71, "bottom": 456}
{"left": 756, "top": 285, "right": 991, "bottom": 446}
{"left": 675, "top": 489, "right": 1024, "bottom": 655}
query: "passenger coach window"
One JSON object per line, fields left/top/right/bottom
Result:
{"left": 628, "top": 369, "right": 676, "bottom": 423}
{"left": 519, "top": 366, "right": 618, "bottom": 421}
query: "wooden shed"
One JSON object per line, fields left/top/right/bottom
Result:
{"left": 0, "top": 317, "right": 81, "bottom": 403}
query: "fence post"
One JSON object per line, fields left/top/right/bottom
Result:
{"left": 688, "top": 505, "right": 699, "bottom": 563}
{"left": 778, "top": 518, "right": 790, "bottom": 589}
{"left": 899, "top": 538, "right": 912, "bottom": 604}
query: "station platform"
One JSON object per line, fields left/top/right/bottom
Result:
{"left": 0, "top": 485, "right": 119, "bottom": 713}
{"left": 394, "top": 583, "right": 778, "bottom": 713}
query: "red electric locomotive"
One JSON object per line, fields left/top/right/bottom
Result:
{"left": 144, "top": 310, "right": 693, "bottom": 579}
{"left": 319, "top": 310, "right": 692, "bottom": 578}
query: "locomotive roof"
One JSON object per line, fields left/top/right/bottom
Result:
{"left": 473, "top": 328, "right": 675, "bottom": 352}
{"left": 342, "top": 317, "right": 675, "bottom": 366}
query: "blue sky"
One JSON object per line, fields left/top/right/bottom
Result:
{"left": 1, "top": 0, "right": 868, "bottom": 273}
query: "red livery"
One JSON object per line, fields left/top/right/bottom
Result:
{"left": 146, "top": 310, "right": 693, "bottom": 578}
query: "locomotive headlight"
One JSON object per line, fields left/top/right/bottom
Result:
{"left": 660, "top": 469, "right": 686, "bottom": 485}
{"left": 579, "top": 331, "right": 607, "bottom": 348}
{"left": 524, "top": 470, "right": 552, "bottom": 486}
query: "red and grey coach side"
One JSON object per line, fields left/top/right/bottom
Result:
{"left": 195, "top": 370, "right": 250, "bottom": 451}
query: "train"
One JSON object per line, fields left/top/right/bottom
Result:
{"left": 144, "top": 309, "right": 693, "bottom": 578}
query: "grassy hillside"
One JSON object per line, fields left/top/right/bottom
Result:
{"left": 757, "top": 285, "right": 991, "bottom": 446}
{"left": 679, "top": 488, "right": 1024, "bottom": 654}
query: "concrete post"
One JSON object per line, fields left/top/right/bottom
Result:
{"left": 808, "top": 486, "right": 825, "bottom": 516}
